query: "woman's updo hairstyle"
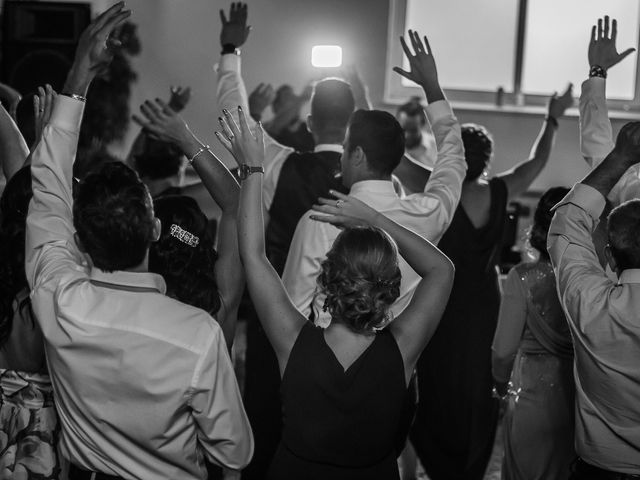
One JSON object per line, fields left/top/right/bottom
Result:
{"left": 149, "top": 195, "right": 221, "bottom": 315}
{"left": 317, "top": 226, "right": 401, "bottom": 334}
{"left": 529, "top": 186, "right": 570, "bottom": 258}
{"left": 461, "top": 123, "right": 494, "bottom": 181}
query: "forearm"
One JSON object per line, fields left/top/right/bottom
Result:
{"left": 180, "top": 135, "right": 239, "bottom": 211}
{"left": 421, "top": 82, "right": 445, "bottom": 105}
{"left": 580, "top": 77, "right": 613, "bottom": 167}
{"left": 0, "top": 104, "right": 29, "bottom": 179}
{"left": 582, "top": 149, "right": 634, "bottom": 198}
{"left": 238, "top": 173, "right": 266, "bottom": 260}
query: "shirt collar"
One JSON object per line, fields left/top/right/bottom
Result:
{"left": 349, "top": 180, "right": 397, "bottom": 196}
{"left": 618, "top": 269, "right": 640, "bottom": 285}
{"left": 314, "top": 144, "right": 344, "bottom": 154}
{"left": 89, "top": 268, "right": 166, "bottom": 294}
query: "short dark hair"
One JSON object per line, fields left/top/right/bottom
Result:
{"left": 73, "top": 162, "right": 155, "bottom": 272}
{"left": 149, "top": 195, "right": 221, "bottom": 315}
{"left": 318, "top": 226, "right": 401, "bottom": 333}
{"left": 134, "top": 136, "right": 184, "bottom": 180}
{"left": 347, "top": 109, "right": 405, "bottom": 176}
{"left": 461, "top": 123, "right": 494, "bottom": 181}
{"left": 529, "top": 186, "right": 570, "bottom": 257}
{"left": 608, "top": 199, "right": 640, "bottom": 271}
{"left": 73, "top": 146, "right": 121, "bottom": 181}
{"left": 310, "top": 78, "right": 355, "bottom": 134}
{"left": 396, "top": 96, "right": 427, "bottom": 124}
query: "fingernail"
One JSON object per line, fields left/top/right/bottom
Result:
{"left": 238, "top": 106, "right": 242, "bottom": 111}
{"left": 223, "top": 109, "right": 229, "bottom": 115}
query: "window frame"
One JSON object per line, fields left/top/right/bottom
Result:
{"left": 384, "top": 0, "right": 640, "bottom": 113}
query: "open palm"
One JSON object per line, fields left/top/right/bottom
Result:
{"left": 393, "top": 30, "right": 438, "bottom": 88}
{"left": 588, "top": 16, "right": 635, "bottom": 71}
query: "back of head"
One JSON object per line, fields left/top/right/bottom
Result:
{"left": 461, "top": 123, "right": 494, "bottom": 181}
{"left": 149, "top": 195, "right": 221, "bottom": 315}
{"left": 134, "top": 136, "right": 184, "bottom": 180}
{"left": 529, "top": 186, "right": 570, "bottom": 258}
{"left": 608, "top": 199, "right": 640, "bottom": 271}
{"left": 396, "top": 96, "right": 427, "bottom": 124}
{"left": 310, "top": 78, "right": 355, "bottom": 135}
{"left": 74, "top": 146, "right": 121, "bottom": 181}
{"left": 0, "top": 166, "right": 33, "bottom": 345}
{"left": 317, "top": 226, "right": 401, "bottom": 333}
{"left": 73, "top": 162, "right": 155, "bottom": 272}
{"left": 347, "top": 109, "right": 405, "bottom": 176}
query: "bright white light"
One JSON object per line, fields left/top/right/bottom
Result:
{"left": 311, "top": 45, "right": 342, "bottom": 68}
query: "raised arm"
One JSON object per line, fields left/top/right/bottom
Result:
{"left": 0, "top": 102, "right": 29, "bottom": 180}
{"left": 581, "top": 16, "right": 638, "bottom": 204}
{"left": 394, "top": 30, "right": 466, "bottom": 228}
{"left": 217, "top": 107, "right": 306, "bottom": 374}
{"left": 311, "top": 191, "right": 454, "bottom": 383}
{"left": 498, "top": 86, "right": 573, "bottom": 201}
{"left": 26, "top": 3, "right": 131, "bottom": 287}
{"left": 133, "top": 98, "right": 243, "bottom": 348}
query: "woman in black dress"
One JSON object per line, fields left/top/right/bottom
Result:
{"left": 218, "top": 100, "right": 454, "bottom": 480}
{"left": 411, "top": 89, "right": 574, "bottom": 479}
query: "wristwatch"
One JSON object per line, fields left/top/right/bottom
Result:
{"left": 238, "top": 164, "right": 264, "bottom": 180}
{"left": 221, "top": 43, "right": 240, "bottom": 55}
{"left": 589, "top": 65, "right": 607, "bottom": 79}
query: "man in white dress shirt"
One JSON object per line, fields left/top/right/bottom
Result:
{"left": 25, "top": 5, "right": 252, "bottom": 479}
{"left": 282, "top": 32, "right": 466, "bottom": 327}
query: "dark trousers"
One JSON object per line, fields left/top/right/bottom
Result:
{"left": 68, "top": 464, "right": 124, "bottom": 480}
{"left": 241, "top": 309, "right": 283, "bottom": 480}
{"left": 569, "top": 458, "right": 640, "bottom": 480}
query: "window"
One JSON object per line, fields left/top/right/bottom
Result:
{"left": 385, "top": 0, "right": 640, "bottom": 112}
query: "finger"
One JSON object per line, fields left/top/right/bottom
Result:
{"left": 619, "top": 48, "right": 636, "bottom": 62}
{"left": 254, "top": 121, "right": 264, "bottom": 145}
{"left": 317, "top": 197, "right": 336, "bottom": 206}
{"left": 604, "top": 15, "right": 610, "bottom": 39}
{"left": 145, "top": 99, "right": 166, "bottom": 118}
{"left": 223, "top": 108, "right": 240, "bottom": 136}
{"left": 219, "top": 115, "right": 234, "bottom": 140}
{"left": 408, "top": 30, "right": 422, "bottom": 54}
{"left": 154, "top": 98, "right": 174, "bottom": 115}
{"left": 241, "top": 3, "right": 248, "bottom": 24}
{"left": 399, "top": 36, "right": 414, "bottom": 59}
{"left": 219, "top": 9, "right": 228, "bottom": 25}
{"left": 311, "top": 204, "right": 339, "bottom": 215}
{"left": 92, "top": 2, "right": 125, "bottom": 32}
{"left": 328, "top": 189, "right": 350, "bottom": 200}
{"left": 597, "top": 18, "right": 603, "bottom": 40}
{"left": 215, "top": 131, "right": 233, "bottom": 154}
{"left": 411, "top": 30, "right": 425, "bottom": 54}
{"left": 392, "top": 67, "right": 413, "bottom": 81}
{"left": 99, "top": 10, "right": 131, "bottom": 38}
{"left": 309, "top": 215, "right": 336, "bottom": 224}
{"left": 44, "top": 84, "right": 54, "bottom": 118}
{"left": 423, "top": 35, "right": 432, "bottom": 55}
{"left": 591, "top": 25, "right": 596, "bottom": 43}
{"left": 612, "top": 18, "right": 618, "bottom": 40}
{"left": 33, "top": 95, "right": 40, "bottom": 120}
{"left": 132, "top": 114, "right": 150, "bottom": 129}
{"left": 237, "top": 106, "right": 252, "bottom": 136}
{"left": 140, "top": 102, "right": 162, "bottom": 123}
{"left": 564, "top": 83, "right": 574, "bottom": 96}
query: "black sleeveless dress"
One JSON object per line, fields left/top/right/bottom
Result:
{"left": 411, "top": 177, "right": 508, "bottom": 480}
{"left": 268, "top": 322, "right": 408, "bottom": 480}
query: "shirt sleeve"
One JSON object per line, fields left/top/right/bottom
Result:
{"left": 25, "top": 95, "right": 85, "bottom": 291}
{"left": 215, "top": 54, "right": 293, "bottom": 212}
{"left": 402, "top": 100, "right": 466, "bottom": 229}
{"left": 282, "top": 212, "right": 332, "bottom": 319}
{"left": 547, "top": 183, "right": 615, "bottom": 334}
{"left": 492, "top": 268, "right": 527, "bottom": 384}
{"left": 579, "top": 77, "right": 640, "bottom": 205}
{"left": 189, "top": 325, "right": 254, "bottom": 470}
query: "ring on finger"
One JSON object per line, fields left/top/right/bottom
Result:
{"left": 336, "top": 200, "right": 343, "bottom": 208}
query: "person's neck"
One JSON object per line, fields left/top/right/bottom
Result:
{"left": 350, "top": 172, "right": 392, "bottom": 186}
{"left": 313, "top": 131, "right": 345, "bottom": 146}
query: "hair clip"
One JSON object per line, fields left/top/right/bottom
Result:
{"left": 169, "top": 224, "right": 199, "bottom": 248}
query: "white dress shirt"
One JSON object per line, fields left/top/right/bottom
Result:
{"left": 580, "top": 77, "right": 640, "bottom": 204}
{"left": 548, "top": 183, "right": 640, "bottom": 473}
{"left": 282, "top": 100, "right": 466, "bottom": 326}
{"left": 405, "top": 131, "right": 437, "bottom": 171}
{"left": 25, "top": 96, "right": 253, "bottom": 479}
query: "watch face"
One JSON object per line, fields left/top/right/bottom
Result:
{"left": 239, "top": 164, "right": 250, "bottom": 180}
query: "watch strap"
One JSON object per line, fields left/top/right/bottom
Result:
{"left": 589, "top": 65, "right": 607, "bottom": 79}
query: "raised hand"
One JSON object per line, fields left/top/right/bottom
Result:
{"left": 220, "top": 2, "right": 250, "bottom": 48}
{"left": 216, "top": 107, "right": 264, "bottom": 167}
{"left": 547, "top": 84, "right": 574, "bottom": 120}
{"left": 589, "top": 16, "right": 636, "bottom": 72}
{"left": 32, "top": 84, "right": 57, "bottom": 150}
{"left": 168, "top": 86, "right": 191, "bottom": 113}
{"left": 132, "top": 99, "right": 194, "bottom": 149}
{"left": 612, "top": 121, "right": 640, "bottom": 164}
{"left": 0, "top": 82, "right": 22, "bottom": 120}
{"left": 248, "top": 83, "right": 275, "bottom": 121}
{"left": 393, "top": 30, "right": 442, "bottom": 103}
{"left": 64, "top": 2, "right": 131, "bottom": 95}
{"left": 310, "top": 190, "right": 378, "bottom": 229}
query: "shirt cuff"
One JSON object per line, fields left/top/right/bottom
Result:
{"left": 425, "top": 100, "right": 454, "bottom": 125}
{"left": 581, "top": 77, "right": 606, "bottom": 100}
{"left": 556, "top": 183, "right": 606, "bottom": 219}
{"left": 50, "top": 95, "right": 84, "bottom": 132}
{"left": 216, "top": 53, "right": 241, "bottom": 73}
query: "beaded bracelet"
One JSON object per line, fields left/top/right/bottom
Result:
{"left": 188, "top": 145, "right": 210, "bottom": 164}
{"left": 589, "top": 65, "right": 607, "bottom": 79}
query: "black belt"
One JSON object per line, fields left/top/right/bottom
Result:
{"left": 68, "top": 464, "right": 125, "bottom": 480}
{"left": 573, "top": 458, "right": 640, "bottom": 480}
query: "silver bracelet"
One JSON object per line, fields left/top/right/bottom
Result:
{"left": 187, "top": 144, "right": 210, "bottom": 164}
{"left": 62, "top": 93, "right": 87, "bottom": 103}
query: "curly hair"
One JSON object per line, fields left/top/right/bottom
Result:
{"left": 317, "top": 226, "right": 401, "bottom": 333}
{"left": 149, "top": 195, "right": 221, "bottom": 315}
{"left": 529, "top": 187, "right": 569, "bottom": 258}
{"left": 0, "top": 167, "right": 34, "bottom": 346}
{"left": 461, "top": 123, "right": 494, "bottom": 181}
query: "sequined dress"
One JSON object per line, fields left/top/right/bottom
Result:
{"left": 499, "top": 261, "right": 576, "bottom": 479}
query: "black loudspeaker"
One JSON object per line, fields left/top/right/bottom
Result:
{"left": 2, "top": 1, "right": 91, "bottom": 95}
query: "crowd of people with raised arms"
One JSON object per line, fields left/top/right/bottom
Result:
{"left": 0, "top": 2, "right": 639, "bottom": 480}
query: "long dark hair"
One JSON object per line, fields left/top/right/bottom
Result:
{"left": 149, "top": 195, "right": 221, "bottom": 315}
{"left": 0, "top": 167, "right": 34, "bottom": 346}
{"left": 529, "top": 186, "right": 570, "bottom": 258}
